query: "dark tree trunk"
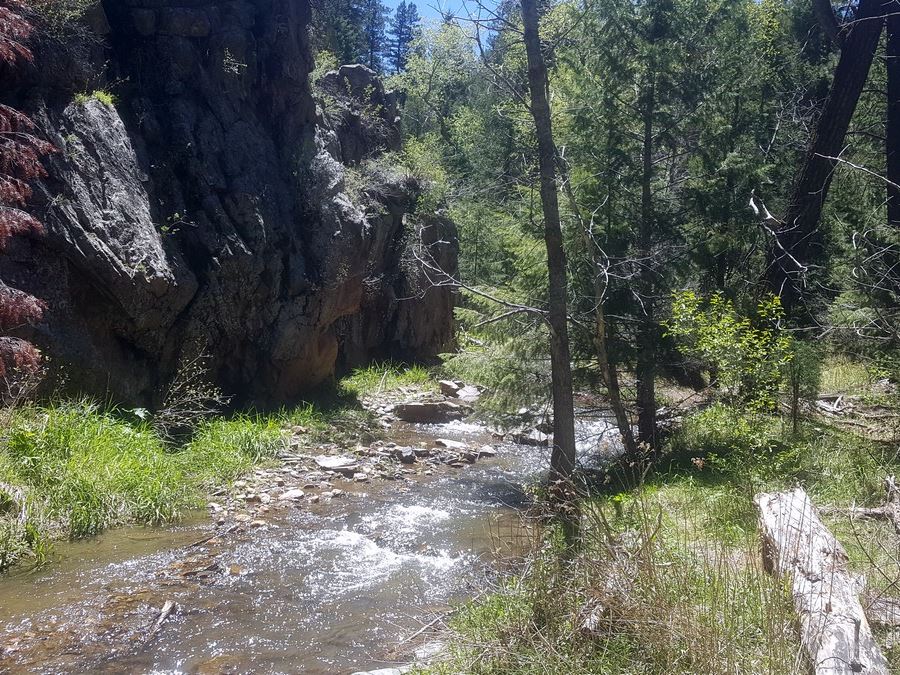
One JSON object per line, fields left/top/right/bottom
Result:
{"left": 888, "top": 11, "right": 900, "bottom": 229}
{"left": 769, "top": 0, "right": 884, "bottom": 313}
{"left": 636, "top": 74, "right": 658, "bottom": 452}
{"left": 520, "top": 0, "right": 578, "bottom": 485}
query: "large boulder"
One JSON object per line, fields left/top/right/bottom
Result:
{"left": 1, "top": 0, "right": 457, "bottom": 405}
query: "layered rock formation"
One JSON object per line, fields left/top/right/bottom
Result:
{"left": 0, "top": 0, "right": 456, "bottom": 404}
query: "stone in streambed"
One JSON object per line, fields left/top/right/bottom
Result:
{"left": 392, "top": 447, "right": 416, "bottom": 464}
{"left": 435, "top": 438, "right": 466, "bottom": 451}
{"left": 314, "top": 455, "right": 360, "bottom": 475}
{"left": 393, "top": 401, "right": 469, "bottom": 423}
{"left": 439, "top": 379, "right": 462, "bottom": 397}
{"left": 278, "top": 488, "right": 305, "bottom": 501}
{"left": 478, "top": 445, "right": 498, "bottom": 458}
{"left": 513, "top": 429, "right": 551, "bottom": 446}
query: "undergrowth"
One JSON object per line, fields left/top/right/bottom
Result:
{"left": 429, "top": 400, "right": 900, "bottom": 674}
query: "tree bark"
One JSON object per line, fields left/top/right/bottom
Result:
{"left": 520, "top": 0, "right": 577, "bottom": 485}
{"left": 887, "top": 11, "right": 900, "bottom": 229}
{"left": 636, "top": 73, "right": 658, "bottom": 451}
{"left": 769, "top": 0, "right": 884, "bottom": 314}
{"left": 755, "top": 487, "right": 890, "bottom": 674}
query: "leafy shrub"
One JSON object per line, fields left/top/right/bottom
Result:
{"left": 666, "top": 292, "right": 793, "bottom": 410}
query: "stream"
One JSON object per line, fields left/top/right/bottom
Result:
{"left": 0, "top": 415, "right": 620, "bottom": 674}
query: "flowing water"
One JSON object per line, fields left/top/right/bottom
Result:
{"left": 0, "top": 415, "right": 620, "bottom": 674}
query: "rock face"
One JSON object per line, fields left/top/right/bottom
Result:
{"left": 1, "top": 0, "right": 457, "bottom": 405}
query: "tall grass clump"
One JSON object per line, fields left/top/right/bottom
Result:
{"left": 338, "top": 361, "right": 435, "bottom": 398}
{"left": 3, "top": 400, "right": 184, "bottom": 539}
{"left": 180, "top": 415, "right": 286, "bottom": 489}
{"left": 430, "top": 489, "right": 803, "bottom": 675}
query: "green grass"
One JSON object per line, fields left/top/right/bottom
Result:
{"left": 0, "top": 400, "right": 288, "bottom": 571}
{"left": 178, "top": 415, "right": 286, "bottom": 491}
{"left": 429, "top": 498, "right": 801, "bottom": 674}
{"left": 338, "top": 361, "right": 435, "bottom": 398}
{"left": 820, "top": 356, "right": 876, "bottom": 395}
{"left": 74, "top": 90, "right": 117, "bottom": 107}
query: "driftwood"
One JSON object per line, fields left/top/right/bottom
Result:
{"left": 755, "top": 487, "right": 889, "bottom": 674}
{"left": 822, "top": 477, "right": 900, "bottom": 536}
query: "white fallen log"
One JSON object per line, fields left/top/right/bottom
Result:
{"left": 755, "top": 487, "right": 889, "bottom": 674}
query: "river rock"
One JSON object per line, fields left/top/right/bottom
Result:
{"left": 314, "top": 455, "right": 360, "bottom": 475}
{"left": 278, "top": 488, "right": 305, "bottom": 501}
{"left": 439, "top": 379, "right": 462, "bottom": 397}
{"left": 435, "top": 438, "right": 467, "bottom": 451}
{"left": 478, "top": 445, "right": 498, "bottom": 458}
{"left": 513, "top": 429, "right": 551, "bottom": 446}
{"left": 392, "top": 447, "right": 416, "bottom": 464}
{"left": 393, "top": 401, "right": 469, "bottom": 423}
{"left": 456, "top": 385, "right": 481, "bottom": 403}
{"left": 354, "top": 472, "right": 369, "bottom": 482}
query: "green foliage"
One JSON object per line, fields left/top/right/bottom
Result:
{"left": 430, "top": 484, "right": 801, "bottom": 674}
{"left": 666, "top": 292, "right": 793, "bottom": 410}
{"left": 74, "top": 90, "right": 116, "bottom": 107}
{"left": 2, "top": 401, "right": 183, "bottom": 544}
{"left": 666, "top": 403, "right": 894, "bottom": 507}
{"left": 31, "top": 0, "right": 95, "bottom": 36}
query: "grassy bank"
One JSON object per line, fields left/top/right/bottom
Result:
{"left": 426, "top": 396, "right": 900, "bottom": 674}
{"left": 0, "top": 361, "right": 435, "bottom": 572}
{"left": 0, "top": 400, "right": 289, "bottom": 570}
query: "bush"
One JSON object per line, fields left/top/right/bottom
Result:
{"left": 666, "top": 292, "right": 792, "bottom": 411}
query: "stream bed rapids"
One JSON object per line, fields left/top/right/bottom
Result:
{"left": 0, "top": 415, "right": 621, "bottom": 674}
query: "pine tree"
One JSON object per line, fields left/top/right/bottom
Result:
{"left": 361, "top": 0, "right": 389, "bottom": 71}
{"left": 311, "top": 0, "right": 366, "bottom": 65}
{"left": 0, "top": 0, "right": 54, "bottom": 385}
{"left": 387, "top": 1, "right": 420, "bottom": 73}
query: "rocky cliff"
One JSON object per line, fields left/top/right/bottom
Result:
{"left": 0, "top": 0, "right": 456, "bottom": 405}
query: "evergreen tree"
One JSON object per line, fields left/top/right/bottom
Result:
{"left": 311, "top": 0, "right": 366, "bottom": 65}
{"left": 361, "top": 0, "right": 390, "bottom": 71}
{"left": 387, "top": 1, "right": 421, "bottom": 73}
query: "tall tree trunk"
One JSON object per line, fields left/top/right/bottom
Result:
{"left": 887, "top": 11, "right": 900, "bottom": 229}
{"left": 636, "top": 74, "right": 658, "bottom": 452}
{"left": 769, "top": 0, "right": 884, "bottom": 313}
{"left": 520, "top": 0, "right": 578, "bottom": 485}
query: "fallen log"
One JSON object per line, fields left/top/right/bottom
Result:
{"left": 755, "top": 487, "right": 889, "bottom": 674}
